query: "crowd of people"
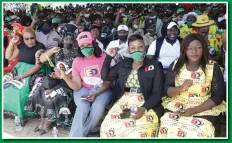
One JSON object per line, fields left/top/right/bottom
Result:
{"left": 3, "top": 3, "right": 227, "bottom": 138}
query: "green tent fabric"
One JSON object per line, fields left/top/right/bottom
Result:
{"left": 4, "top": 62, "right": 48, "bottom": 119}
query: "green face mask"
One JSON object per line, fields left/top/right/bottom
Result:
{"left": 131, "top": 51, "right": 146, "bottom": 62}
{"left": 81, "top": 47, "right": 94, "bottom": 57}
{"left": 187, "top": 21, "right": 193, "bottom": 27}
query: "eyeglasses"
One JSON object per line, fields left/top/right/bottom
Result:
{"left": 24, "top": 37, "right": 35, "bottom": 41}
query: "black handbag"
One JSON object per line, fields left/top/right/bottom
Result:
{"left": 41, "top": 76, "right": 59, "bottom": 89}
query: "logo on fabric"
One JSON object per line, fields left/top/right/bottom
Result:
{"left": 146, "top": 115, "right": 154, "bottom": 122}
{"left": 202, "top": 87, "right": 210, "bottom": 93}
{"left": 191, "top": 72, "right": 202, "bottom": 79}
{"left": 105, "top": 128, "right": 116, "bottom": 137}
{"left": 174, "top": 102, "right": 184, "bottom": 111}
{"left": 191, "top": 118, "right": 204, "bottom": 127}
{"left": 188, "top": 93, "right": 200, "bottom": 97}
{"left": 145, "top": 65, "right": 154, "bottom": 72}
{"left": 169, "top": 113, "right": 180, "bottom": 120}
{"left": 177, "top": 129, "right": 187, "bottom": 137}
{"left": 140, "top": 132, "right": 148, "bottom": 137}
{"left": 111, "top": 115, "right": 120, "bottom": 119}
{"left": 120, "top": 104, "right": 128, "bottom": 110}
{"left": 159, "top": 127, "right": 168, "bottom": 135}
{"left": 124, "top": 121, "right": 136, "bottom": 127}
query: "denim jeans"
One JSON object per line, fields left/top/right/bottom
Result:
{"left": 69, "top": 87, "right": 112, "bottom": 137}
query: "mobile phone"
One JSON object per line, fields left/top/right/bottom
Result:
{"left": 80, "top": 95, "right": 87, "bottom": 100}
{"left": 120, "top": 108, "right": 131, "bottom": 119}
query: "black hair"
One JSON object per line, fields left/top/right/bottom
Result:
{"left": 128, "top": 34, "right": 144, "bottom": 45}
{"left": 173, "top": 34, "right": 209, "bottom": 76}
{"left": 20, "top": 16, "right": 32, "bottom": 26}
{"left": 76, "top": 40, "right": 102, "bottom": 58}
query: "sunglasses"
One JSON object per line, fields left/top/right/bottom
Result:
{"left": 24, "top": 37, "right": 35, "bottom": 41}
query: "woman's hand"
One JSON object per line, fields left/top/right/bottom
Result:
{"left": 51, "top": 47, "right": 61, "bottom": 54}
{"left": 180, "top": 79, "right": 193, "bottom": 92}
{"left": 54, "top": 68, "right": 66, "bottom": 79}
{"left": 49, "top": 72, "right": 59, "bottom": 79}
{"left": 180, "top": 108, "right": 196, "bottom": 117}
{"left": 131, "top": 107, "right": 146, "bottom": 120}
{"left": 10, "top": 35, "right": 20, "bottom": 45}
{"left": 86, "top": 93, "right": 97, "bottom": 102}
{"left": 13, "top": 76, "right": 22, "bottom": 81}
{"left": 108, "top": 48, "right": 117, "bottom": 57}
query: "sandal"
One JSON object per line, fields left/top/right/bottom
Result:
{"left": 40, "top": 118, "right": 53, "bottom": 135}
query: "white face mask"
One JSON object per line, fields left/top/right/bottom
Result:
{"left": 133, "top": 24, "right": 139, "bottom": 29}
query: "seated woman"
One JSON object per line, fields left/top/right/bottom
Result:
{"left": 147, "top": 21, "right": 182, "bottom": 72}
{"left": 24, "top": 23, "right": 79, "bottom": 135}
{"left": 4, "top": 27, "right": 46, "bottom": 120}
{"left": 100, "top": 34, "right": 164, "bottom": 138}
{"left": 54, "top": 32, "right": 112, "bottom": 137}
{"left": 159, "top": 34, "right": 226, "bottom": 138}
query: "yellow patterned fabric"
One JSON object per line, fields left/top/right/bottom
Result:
{"left": 160, "top": 60, "right": 226, "bottom": 137}
{"left": 100, "top": 71, "right": 159, "bottom": 138}
{"left": 100, "top": 92, "right": 159, "bottom": 138}
{"left": 125, "top": 70, "right": 140, "bottom": 88}
{"left": 159, "top": 112, "right": 215, "bottom": 137}
{"left": 162, "top": 60, "right": 226, "bottom": 116}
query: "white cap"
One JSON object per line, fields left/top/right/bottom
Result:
{"left": 167, "top": 22, "right": 178, "bottom": 29}
{"left": 117, "top": 25, "right": 129, "bottom": 32}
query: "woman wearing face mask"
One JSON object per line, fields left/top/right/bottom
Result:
{"left": 159, "top": 34, "right": 226, "bottom": 137}
{"left": 4, "top": 27, "right": 46, "bottom": 122}
{"left": 34, "top": 19, "right": 62, "bottom": 50}
{"left": 147, "top": 21, "right": 182, "bottom": 72}
{"left": 179, "top": 12, "right": 198, "bottom": 39}
{"left": 100, "top": 34, "right": 164, "bottom": 138}
{"left": 54, "top": 32, "right": 112, "bottom": 137}
{"left": 24, "top": 23, "right": 79, "bottom": 135}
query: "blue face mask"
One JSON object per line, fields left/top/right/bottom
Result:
{"left": 40, "top": 27, "right": 50, "bottom": 35}
{"left": 218, "top": 17, "right": 224, "bottom": 23}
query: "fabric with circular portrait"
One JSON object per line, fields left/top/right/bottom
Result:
{"left": 24, "top": 48, "right": 78, "bottom": 127}
{"left": 160, "top": 60, "right": 226, "bottom": 137}
{"left": 100, "top": 71, "right": 159, "bottom": 138}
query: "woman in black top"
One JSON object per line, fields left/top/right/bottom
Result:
{"left": 159, "top": 34, "right": 226, "bottom": 137}
{"left": 100, "top": 34, "right": 164, "bottom": 138}
{"left": 4, "top": 27, "right": 46, "bottom": 121}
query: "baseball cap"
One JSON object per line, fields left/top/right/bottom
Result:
{"left": 76, "top": 31, "right": 95, "bottom": 47}
{"left": 117, "top": 24, "right": 129, "bottom": 32}
{"left": 167, "top": 21, "right": 178, "bottom": 29}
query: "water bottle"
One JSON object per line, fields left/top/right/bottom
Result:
{"left": 14, "top": 116, "right": 22, "bottom": 131}
{"left": 89, "top": 81, "right": 102, "bottom": 94}
{"left": 130, "top": 104, "right": 138, "bottom": 116}
{"left": 52, "top": 127, "right": 58, "bottom": 137}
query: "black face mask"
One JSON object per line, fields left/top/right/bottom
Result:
{"left": 63, "top": 43, "right": 73, "bottom": 50}
{"left": 118, "top": 35, "right": 128, "bottom": 42}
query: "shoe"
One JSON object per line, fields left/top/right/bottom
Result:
{"left": 40, "top": 129, "right": 49, "bottom": 135}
